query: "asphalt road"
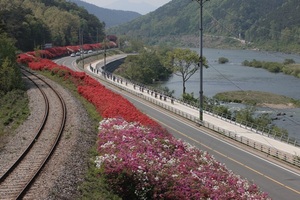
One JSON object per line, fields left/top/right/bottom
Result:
{"left": 55, "top": 55, "right": 300, "bottom": 200}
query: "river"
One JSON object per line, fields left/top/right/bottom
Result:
{"left": 160, "top": 48, "right": 300, "bottom": 140}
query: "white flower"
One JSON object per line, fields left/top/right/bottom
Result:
{"left": 167, "top": 158, "right": 177, "bottom": 166}
{"left": 100, "top": 141, "right": 115, "bottom": 148}
{"left": 94, "top": 154, "right": 117, "bottom": 168}
{"left": 190, "top": 170, "right": 201, "bottom": 180}
{"left": 213, "top": 185, "right": 219, "bottom": 191}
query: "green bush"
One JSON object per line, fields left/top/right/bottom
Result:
{"left": 242, "top": 59, "right": 286, "bottom": 73}
{"left": 218, "top": 57, "right": 229, "bottom": 64}
{"left": 182, "top": 92, "right": 198, "bottom": 105}
{"left": 0, "top": 90, "right": 29, "bottom": 136}
{"left": 283, "top": 58, "right": 295, "bottom": 65}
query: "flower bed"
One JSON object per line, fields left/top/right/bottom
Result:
{"left": 18, "top": 51, "right": 270, "bottom": 199}
{"left": 96, "top": 118, "right": 270, "bottom": 200}
{"left": 18, "top": 55, "right": 159, "bottom": 128}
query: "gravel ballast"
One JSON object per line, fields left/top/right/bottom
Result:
{"left": 0, "top": 73, "right": 97, "bottom": 199}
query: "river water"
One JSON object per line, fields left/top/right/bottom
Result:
{"left": 160, "top": 48, "right": 300, "bottom": 140}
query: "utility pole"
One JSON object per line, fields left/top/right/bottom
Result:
{"left": 194, "top": 0, "right": 209, "bottom": 123}
{"left": 81, "top": 29, "right": 84, "bottom": 68}
{"left": 96, "top": 28, "right": 99, "bottom": 55}
{"left": 79, "top": 28, "right": 84, "bottom": 68}
{"left": 104, "top": 35, "right": 107, "bottom": 72}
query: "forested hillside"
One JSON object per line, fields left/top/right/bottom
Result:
{"left": 0, "top": 0, "right": 105, "bottom": 52}
{"left": 108, "top": 0, "right": 300, "bottom": 53}
{"left": 70, "top": 0, "right": 141, "bottom": 27}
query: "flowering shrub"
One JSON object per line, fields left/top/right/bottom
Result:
{"left": 17, "top": 42, "right": 111, "bottom": 64}
{"left": 17, "top": 53, "right": 35, "bottom": 64}
{"left": 96, "top": 118, "right": 271, "bottom": 200}
{"left": 66, "top": 45, "right": 80, "bottom": 52}
{"left": 78, "top": 85, "right": 159, "bottom": 127}
{"left": 18, "top": 52, "right": 159, "bottom": 128}
{"left": 28, "top": 59, "right": 56, "bottom": 70}
{"left": 46, "top": 46, "right": 69, "bottom": 57}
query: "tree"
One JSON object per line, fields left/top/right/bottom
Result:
{"left": 234, "top": 106, "right": 255, "bottom": 124}
{"left": 119, "top": 49, "right": 172, "bottom": 84}
{"left": 122, "top": 38, "right": 145, "bottom": 53}
{"left": 167, "top": 48, "right": 207, "bottom": 94}
{"left": 0, "top": 34, "right": 23, "bottom": 93}
{"left": 182, "top": 92, "right": 198, "bottom": 105}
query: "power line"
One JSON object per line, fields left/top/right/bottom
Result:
{"left": 205, "top": 61, "right": 300, "bottom": 128}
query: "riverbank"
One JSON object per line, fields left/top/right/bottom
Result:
{"left": 214, "top": 90, "right": 300, "bottom": 109}
{"left": 261, "top": 103, "right": 296, "bottom": 109}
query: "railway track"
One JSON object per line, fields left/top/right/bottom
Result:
{"left": 0, "top": 68, "right": 67, "bottom": 199}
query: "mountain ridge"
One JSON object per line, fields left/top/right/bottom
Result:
{"left": 102, "top": 0, "right": 156, "bottom": 15}
{"left": 69, "top": 0, "right": 142, "bottom": 27}
{"left": 108, "top": 0, "right": 300, "bottom": 53}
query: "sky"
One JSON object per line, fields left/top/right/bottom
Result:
{"left": 81, "top": 0, "right": 172, "bottom": 14}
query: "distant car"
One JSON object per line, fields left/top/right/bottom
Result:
{"left": 76, "top": 52, "right": 81, "bottom": 56}
{"left": 88, "top": 50, "right": 93, "bottom": 53}
{"left": 70, "top": 53, "right": 76, "bottom": 57}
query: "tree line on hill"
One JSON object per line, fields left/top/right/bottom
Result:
{"left": 0, "top": 0, "right": 105, "bottom": 52}
{"left": 109, "top": 0, "right": 300, "bottom": 53}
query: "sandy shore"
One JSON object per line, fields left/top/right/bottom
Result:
{"left": 258, "top": 103, "right": 296, "bottom": 109}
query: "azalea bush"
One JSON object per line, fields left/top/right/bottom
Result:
{"left": 18, "top": 54, "right": 159, "bottom": 128}
{"left": 17, "top": 42, "right": 114, "bottom": 64}
{"left": 96, "top": 118, "right": 270, "bottom": 200}
{"left": 78, "top": 85, "right": 159, "bottom": 127}
{"left": 17, "top": 53, "right": 35, "bottom": 64}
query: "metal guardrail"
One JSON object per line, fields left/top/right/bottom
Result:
{"left": 174, "top": 99, "right": 300, "bottom": 147}
{"left": 203, "top": 108, "right": 299, "bottom": 146}
{"left": 90, "top": 72, "right": 300, "bottom": 168}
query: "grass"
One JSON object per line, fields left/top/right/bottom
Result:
{"left": 0, "top": 89, "right": 30, "bottom": 138}
{"left": 77, "top": 147, "right": 121, "bottom": 200}
{"left": 214, "top": 90, "right": 300, "bottom": 107}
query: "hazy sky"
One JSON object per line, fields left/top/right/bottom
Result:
{"left": 82, "top": 0, "right": 172, "bottom": 13}
{"left": 83, "top": 0, "right": 171, "bottom": 7}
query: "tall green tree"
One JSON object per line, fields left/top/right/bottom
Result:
{"left": 166, "top": 48, "right": 207, "bottom": 94}
{"left": 0, "top": 34, "right": 23, "bottom": 94}
{"left": 119, "top": 48, "right": 172, "bottom": 84}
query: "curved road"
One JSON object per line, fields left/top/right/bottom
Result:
{"left": 55, "top": 55, "right": 300, "bottom": 200}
